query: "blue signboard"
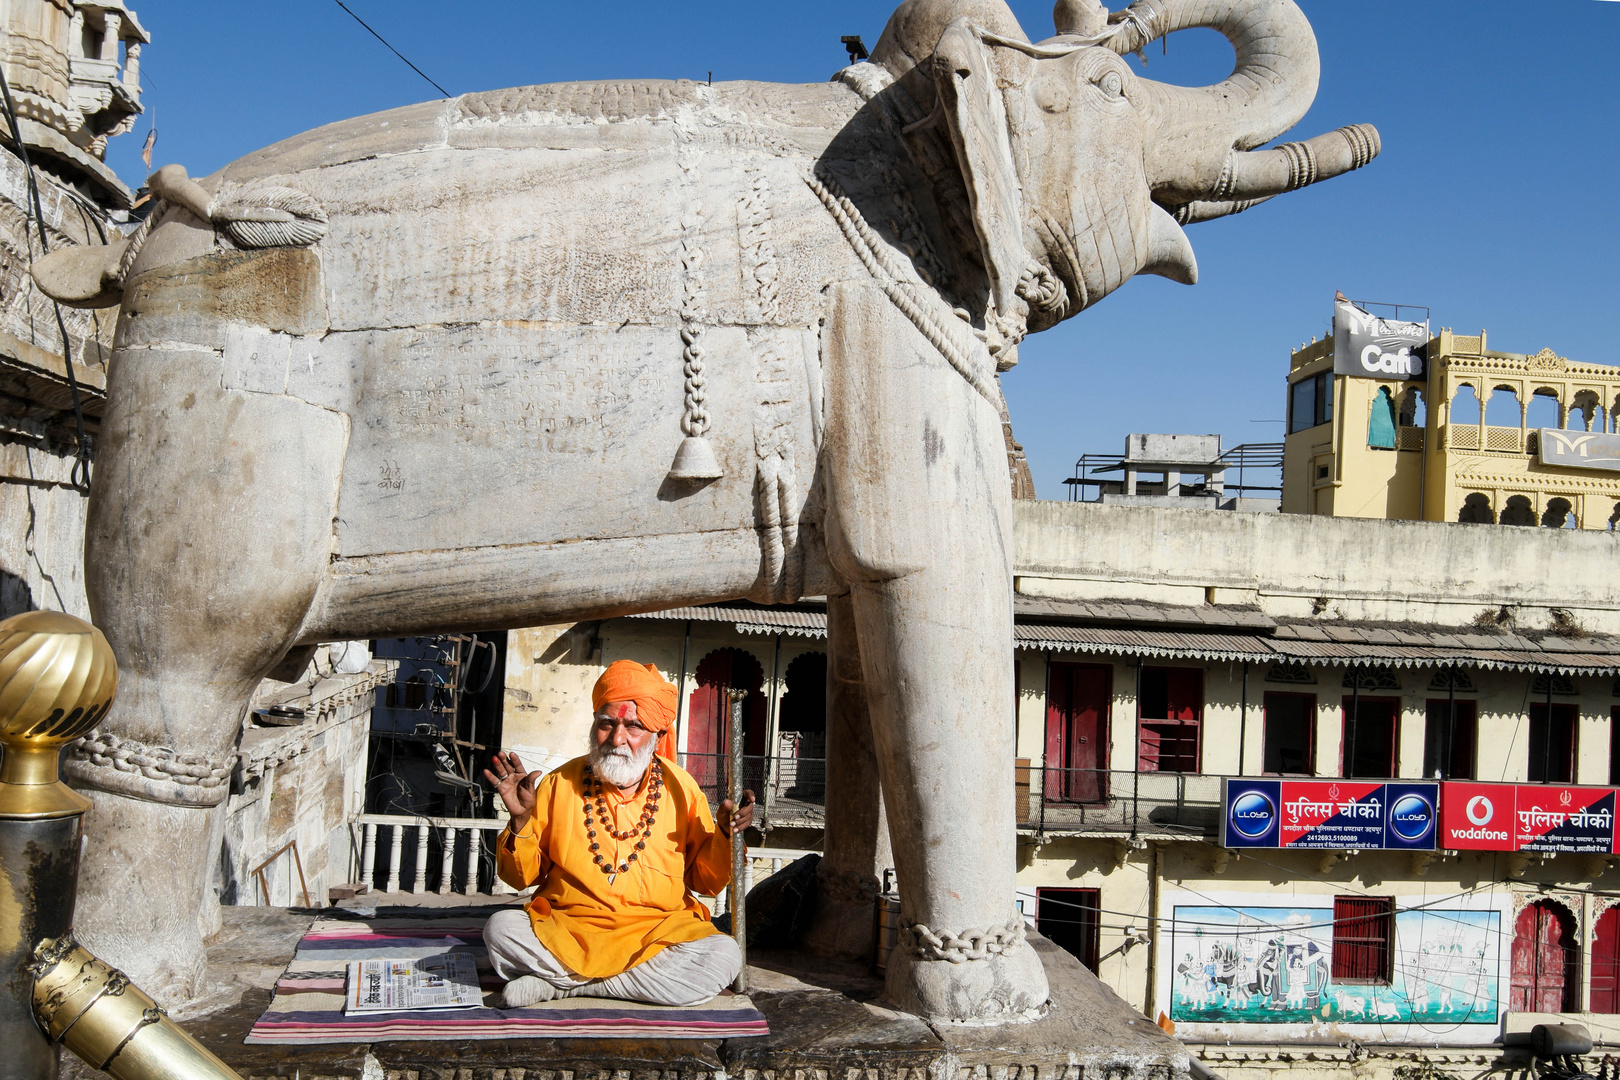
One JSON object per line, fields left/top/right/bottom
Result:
{"left": 1222, "top": 779, "right": 1438, "bottom": 850}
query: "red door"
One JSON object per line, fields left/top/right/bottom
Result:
{"left": 1512, "top": 901, "right": 1578, "bottom": 1012}
{"left": 1045, "top": 663, "right": 1110, "bottom": 803}
{"left": 1594, "top": 907, "right": 1620, "bottom": 1014}
{"left": 686, "top": 649, "right": 766, "bottom": 794}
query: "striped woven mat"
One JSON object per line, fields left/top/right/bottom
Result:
{"left": 245, "top": 916, "right": 770, "bottom": 1043}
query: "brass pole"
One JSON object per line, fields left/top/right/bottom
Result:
{"left": 0, "top": 612, "right": 117, "bottom": 1080}
{"left": 727, "top": 686, "right": 747, "bottom": 993}
{"left": 31, "top": 935, "right": 246, "bottom": 1080}
{"left": 0, "top": 611, "right": 245, "bottom": 1080}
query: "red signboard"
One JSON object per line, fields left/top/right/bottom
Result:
{"left": 1276, "top": 780, "right": 1386, "bottom": 847}
{"left": 1439, "top": 782, "right": 1618, "bottom": 854}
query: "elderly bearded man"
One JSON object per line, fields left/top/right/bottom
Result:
{"left": 483, "top": 660, "right": 755, "bottom": 1007}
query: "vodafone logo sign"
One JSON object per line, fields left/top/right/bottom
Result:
{"left": 1442, "top": 783, "right": 1513, "bottom": 847}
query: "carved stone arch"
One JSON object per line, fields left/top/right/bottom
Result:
{"left": 1458, "top": 492, "right": 1495, "bottom": 524}
{"left": 1542, "top": 496, "right": 1576, "bottom": 529}
{"left": 1512, "top": 890, "right": 1582, "bottom": 938}
{"left": 1509, "top": 893, "right": 1574, "bottom": 932}
{"left": 1571, "top": 389, "right": 1602, "bottom": 431}
{"left": 1486, "top": 383, "right": 1525, "bottom": 427}
{"left": 1528, "top": 385, "right": 1565, "bottom": 430}
{"left": 1549, "top": 893, "right": 1584, "bottom": 943}
{"left": 1450, "top": 381, "right": 1482, "bottom": 425}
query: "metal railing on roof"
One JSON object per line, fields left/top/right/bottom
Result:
{"left": 1063, "top": 442, "right": 1283, "bottom": 502}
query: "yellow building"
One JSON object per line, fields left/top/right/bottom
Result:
{"left": 1282, "top": 329, "right": 1620, "bottom": 528}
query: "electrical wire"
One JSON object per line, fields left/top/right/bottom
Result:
{"left": 0, "top": 65, "right": 94, "bottom": 488}
{"left": 332, "top": 1, "right": 451, "bottom": 98}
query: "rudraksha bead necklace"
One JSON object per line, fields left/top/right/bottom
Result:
{"left": 582, "top": 760, "right": 663, "bottom": 880}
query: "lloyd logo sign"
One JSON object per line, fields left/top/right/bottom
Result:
{"left": 1222, "top": 779, "right": 1438, "bottom": 850}
{"left": 1440, "top": 782, "right": 1618, "bottom": 853}
{"left": 1333, "top": 299, "right": 1428, "bottom": 379}
{"left": 1537, "top": 429, "right": 1620, "bottom": 475}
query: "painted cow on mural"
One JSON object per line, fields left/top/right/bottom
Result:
{"left": 34, "top": 0, "right": 1377, "bottom": 1020}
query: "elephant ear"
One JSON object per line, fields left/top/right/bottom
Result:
{"left": 932, "top": 18, "right": 1026, "bottom": 318}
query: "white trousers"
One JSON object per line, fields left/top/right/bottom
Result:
{"left": 483, "top": 907, "right": 742, "bottom": 1007}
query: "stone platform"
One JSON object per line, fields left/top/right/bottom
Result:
{"left": 117, "top": 906, "right": 1188, "bottom": 1080}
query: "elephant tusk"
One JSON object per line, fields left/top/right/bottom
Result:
{"left": 1169, "top": 195, "right": 1274, "bottom": 226}
{"left": 1139, "top": 203, "right": 1197, "bottom": 285}
{"left": 901, "top": 94, "right": 945, "bottom": 135}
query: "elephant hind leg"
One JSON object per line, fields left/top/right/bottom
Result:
{"left": 802, "top": 591, "right": 891, "bottom": 962}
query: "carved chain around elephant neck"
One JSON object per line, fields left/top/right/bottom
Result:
{"left": 63, "top": 729, "right": 236, "bottom": 807}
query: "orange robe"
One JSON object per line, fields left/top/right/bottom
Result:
{"left": 495, "top": 755, "right": 734, "bottom": 979}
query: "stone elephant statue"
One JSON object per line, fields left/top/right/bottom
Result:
{"left": 32, "top": 0, "right": 1377, "bottom": 1022}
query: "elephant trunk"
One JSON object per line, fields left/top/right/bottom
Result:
{"left": 1104, "top": 0, "right": 1322, "bottom": 202}
{"left": 1212, "top": 123, "right": 1380, "bottom": 199}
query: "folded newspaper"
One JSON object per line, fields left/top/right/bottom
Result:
{"left": 346, "top": 952, "right": 483, "bottom": 1012}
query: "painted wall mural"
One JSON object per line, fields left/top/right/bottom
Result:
{"left": 1167, "top": 903, "right": 1502, "bottom": 1029}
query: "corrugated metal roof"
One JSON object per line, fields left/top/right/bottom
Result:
{"left": 1016, "top": 623, "right": 1620, "bottom": 675}
{"left": 627, "top": 606, "right": 828, "bottom": 637}
{"left": 1011, "top": 596, "right": 1275, "bottom": 631}
{"left": 626, "top": 603, "right": 1620, "bottom": 673}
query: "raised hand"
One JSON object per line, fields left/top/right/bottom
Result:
{"left": 718, "top": 789, "right": 755, "bottom": 839}
{"left": 484, "top": 750, "right": 542, "bottom": 832}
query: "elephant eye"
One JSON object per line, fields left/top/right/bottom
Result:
{"left": 1098, "top": 71, "right": 1124, "bottom": 99}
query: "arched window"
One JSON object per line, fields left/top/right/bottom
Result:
{"left": 1500, "top": 495, "right": 1536, "bottom": 526}
{"left": 686, "top": 647, "right": 767, "bottom": 795}
{"left": 1511, "top": 900, "right": 1578, "bottom": 1012}
{"left": 1526, "top": 388, "right": 1561, "bottom": 431}
{"left": 775, "top": 651, "right": 828, "bottom": 801}
{"left": 1451, "top": 384, "right": 1482, "bottom": 425}
{"left": 1543, "top": 498, "right": 1577, "bottom": 529}
{"left": 1571, "top": 391, "right": 1602, "bottom": 432}
{"left": 1485, "top": 386, "right": 1522, "bottom": 427}
{"left": 1367, "top": 387, "right": 1397, "bottom": 448}
{"left": 1458, "top": 493, "right": 1495, "bottom": 524}
{"left": 1398, "top": 387, "right": 1426, "bottom": 428}
{"left": 776, "top": 651, "right": 827, "bottom": 736}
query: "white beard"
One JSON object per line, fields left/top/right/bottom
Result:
{"left": 589, "top": 735, "right": 656, "bottom": 789}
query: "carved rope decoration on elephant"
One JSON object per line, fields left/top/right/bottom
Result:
{"left": 33, "top": 0, "right": 1377, "bottom": 1022}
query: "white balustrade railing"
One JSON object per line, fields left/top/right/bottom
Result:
{"left": 712, "top": 845, "right": 811, "bottom": 915}
{"left": 355, "top": 813, "right": 515, "bottom": 897}
{"left": 353, "top": 818, "right": 812, "bottom": 908}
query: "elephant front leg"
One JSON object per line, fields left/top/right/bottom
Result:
{"left": 822, "top": 282, "right": 1048, "bottom": 1022}
{"left": 68, "top": 343, "right": 347, "bottom": 1005}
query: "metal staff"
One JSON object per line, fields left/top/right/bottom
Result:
{"left": 727, "top": 687, "right": 748, "bottom": 993}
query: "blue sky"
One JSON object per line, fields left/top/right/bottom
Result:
{"left": 107, "top": 1, "right": 1620, "bottom": 498}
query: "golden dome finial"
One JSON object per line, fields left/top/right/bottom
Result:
{"left": 0, "top": 610, "right": 118, "bottom": 819}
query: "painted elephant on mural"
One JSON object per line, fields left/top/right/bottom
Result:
{"left": 33, "top": 0, "right": 1377, "bottom": 1021}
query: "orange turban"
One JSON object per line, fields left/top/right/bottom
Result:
{"left": 592, "top": 660, "right": 680, "bottom": 759}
